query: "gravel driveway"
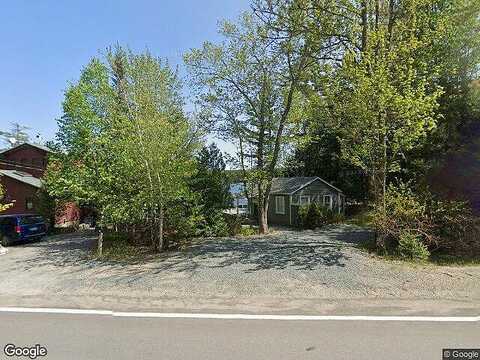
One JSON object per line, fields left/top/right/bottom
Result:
{"left": 1, "top": 225, "right": 479, "bottom": 315}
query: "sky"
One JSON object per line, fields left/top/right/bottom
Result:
{"left": 0, "top": 0, "right": 250, "bottom": 150}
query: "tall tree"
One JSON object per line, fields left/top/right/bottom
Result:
{"left": 192, "top": 143, "right": 232, "bottom": 213}
{"left": 46, "top": 47, "right": 197, "bottom": 254}
{"left": 0, "top": 122, "right": 31, "bottom": 148}
{"left": 185, "top": 13, "right": 309, "bottom": 233}
{"left": 112, "top": 49, "right": 197, "bottom": 251}
{"left": 254, "top": 0, "right": 477, "bottom": 209}
{"left": 45, "top": 58, "right": 117, "bottom": 255}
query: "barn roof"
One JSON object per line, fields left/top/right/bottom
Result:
{"left": 0, "top": 142, "right": 52, "bottom": 155}
{"left": 0, "top": 169, "right": 43, "bottom": 188}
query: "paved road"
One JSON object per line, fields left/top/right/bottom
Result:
{"left": 0, "top": 312, "right": 479, "bottom": 360}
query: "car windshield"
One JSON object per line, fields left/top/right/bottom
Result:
{"left": 19, "top": 216, "right": 43, "bottom": 225}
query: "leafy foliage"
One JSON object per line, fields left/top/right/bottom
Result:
{"left": 46, "top": 47, "right": 197, "bottom": 253}
{"left": 0, "top": 183, "right": 12, "bottom": 213}
{"left": 298, "top": 203, "right": 334, "bottom": 229}
{"left": 373, "top": 182, "right": 479, "bottom": 257}
{"left": 191, "top": 143, "right": 232, "bottom": 213}
{"left": 397, "top": 233, "right": 430, "bottom": 261}
{"left": 185, "top": 13, "right": 309, "bottom": 233}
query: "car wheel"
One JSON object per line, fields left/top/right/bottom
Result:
{"left": 1, "top": 235, "right": 11, "bottom": 247}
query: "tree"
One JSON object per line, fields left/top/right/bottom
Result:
{"left": 45, "top": 58, "right": 117, "bottom": 255}
{"left": 109, "top": 48, "right": 197, "bottom": 251}
{"left": 191, "top": 143, "right": 232, "bottom": 217}
{"left": 192, "top": 143, "right": 232, "bottom": 212}
{"left": 284, "top": 121, "right": 368, "bottom": 202}
{"left": 0, "top": 122, "right": 30, "bottom": 148}
{"left": 185, "top": 13, "right": 309, "bottom": 233}
{"left": 329, "top": 25, "right": 443, "bottom": 209}
{"left": 0, "top": 183, "right": 12, "bottom": 213}
{"left": 46, "top": 47, "right": 197, "bottom": 254}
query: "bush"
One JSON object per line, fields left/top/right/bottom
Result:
{"left": 100, "top": 232, "right": 149, "bottom": 260}
{"left": 238, "top": 225, "right": 256, "bottom": 236}
{"left": 204, "top": 211, "right": 230, "bottom": 237}
{"left": 223, "top": 213, "right": 244, "bottom": 236}
{"left": 373, "top": 182, "right": 479, "bottom": 258}
{"left": 298, "top": 203, "right": 334, "bottom": 229}
{"left": 397, "top": 232, "right": 430, "bottom": 261}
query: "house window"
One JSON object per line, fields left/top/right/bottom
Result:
{"left": 300, "top": 196, "right": 310, "bottom": 206}
{"left": 25, "top": 198, "right": 34, "bottom": 210}
{"left": 275, "top": 196, "right": 285, "bottom": 214}
{"left": 323, "top": 195, "right": 332, "bottom": 210}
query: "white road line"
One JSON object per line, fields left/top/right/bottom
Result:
{"left": 0, "top": 307, "right": 112, "bottom": 316}
{"left": 0, "top": 307, "right": 478, "bottom": 322}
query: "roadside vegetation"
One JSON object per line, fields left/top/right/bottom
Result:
{"left": 30, "top": 0, "right": 480, "bottom": 263}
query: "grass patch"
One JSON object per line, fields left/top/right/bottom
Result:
{"left": 238, "top": 225, "right": 257, "bottom": 237}
{"left": 346, "top": 210, "right": 375, "bottom": 228}
{"left": 356, "top": 236, "right": 378, "bottom": 253}
{"left": 429, "top": 254, "right": 480, "bottom": 266}
{"left": 100, "top": 232, "right": 152, "bottom": 261}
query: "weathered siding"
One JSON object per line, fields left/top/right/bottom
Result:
{"left": 250, "top": 178, "right": 345, "bottom": 227}
{"left": 293, "top": 179, "right": 343, "bottom": 212}
{"left": 0, "top": 176, "right": 39, "bottom": 215}
{"left": 267, "top": 194, "right": 291, "bottom": 225}
{"left": 0, "top": 145, "right": 47, "bottom": 178}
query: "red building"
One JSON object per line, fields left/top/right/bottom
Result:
{"left": 0, "top": 142, "right": 80, "bottom": 225}
{"left": 0, "top": 143, "right": 50, "bottom": 214}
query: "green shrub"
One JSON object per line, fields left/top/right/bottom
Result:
{"left": 204, "top": 211, "right": 230, "bottom": 237}
{"left": 223, "top": 213, "right": 244, "bottom": 236}
{"left": 298, "top": 203, "right": 333, "bottom": 229}
{"left": 331, "top": 213, "right": 345, "bottom": 224}
{"left": 397, "top": 232, "right": 430, "bottom": 261}
{"left": 100, "top": 232, "right": 148, "bottom": 260}
{"left": 373, "top": 182, "right": 478, "bottom": 259}
{"left": 238, "top": 225, "right": 256, "bottom": 236}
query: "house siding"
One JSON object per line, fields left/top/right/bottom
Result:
{"left": 249, "top": 178, "right": 345, "bottom": 227}
{"left": 294, "top": 180, "right": 343, "bottom": 212}
{"left": 0, "top": 175, "right": 39, "bottom": 215}
{"left": 0, "top": 144, "right": 82, "bottom": 226}
{"left": 267, "top": 194, "right": 291, "bottom": 225}
{"left": 0, "top": 146, "right": 47, "bottom": 178}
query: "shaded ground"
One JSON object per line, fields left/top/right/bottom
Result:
{"left": 1, "top": 225, "right": 479, "bottom": 315}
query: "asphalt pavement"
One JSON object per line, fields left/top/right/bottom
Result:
{"left": 1, "top": 311, "right": 479, "bottom": 360}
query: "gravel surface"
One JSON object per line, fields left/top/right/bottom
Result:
{"left": 1, "top": 225, "right": 479, "bottom": 314}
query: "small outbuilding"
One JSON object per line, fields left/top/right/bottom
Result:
{"left": 250, "top": 177, "right": 345, "bottom": 226}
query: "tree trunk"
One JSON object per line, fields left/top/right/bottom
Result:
{"left": 158, "top": 207, "right": 166, "bottom": 251}
{"left": 361, "top": 0, "right": 368, "bottom": 52}
{"left": 382, "top": 132, "right": 387, "bottom": 215}
{"left": 97, "top": 229, "right": 103, "bottom": 257}
{"left": 258, "top": 201, "right": 269, "bottom": 234}
{"left": 151, "top": 213, "right": 158, "bottom": 252}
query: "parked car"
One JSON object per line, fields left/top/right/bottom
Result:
{"left": 0, "top": 214, "right": 47, "bottom": 246}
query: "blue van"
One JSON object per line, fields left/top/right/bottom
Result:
{"left": 0, "top": 214, "right": 47, "bottom": 246}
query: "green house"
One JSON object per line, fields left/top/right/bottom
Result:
{"left": 251, "top": 177, "right": 345, "bottom": 226}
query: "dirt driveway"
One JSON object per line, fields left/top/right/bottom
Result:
{"left": 1, "top": 225, "right": 479, "bottom": 315}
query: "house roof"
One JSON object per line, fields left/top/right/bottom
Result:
{"left": 0, "top": 169, "right": 43, "bottom": 188}
{"left": 0, "top": 142, "right": 52, "bottom": 155}
{"left": 270, "top": 176, "right": 343, "bottom": 195}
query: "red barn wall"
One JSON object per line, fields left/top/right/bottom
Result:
{"left": 0, "top": 146, "right": 47, "bottom": 177}
{"left": 0, "top": 176, "right": 38, "bottom": 215}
